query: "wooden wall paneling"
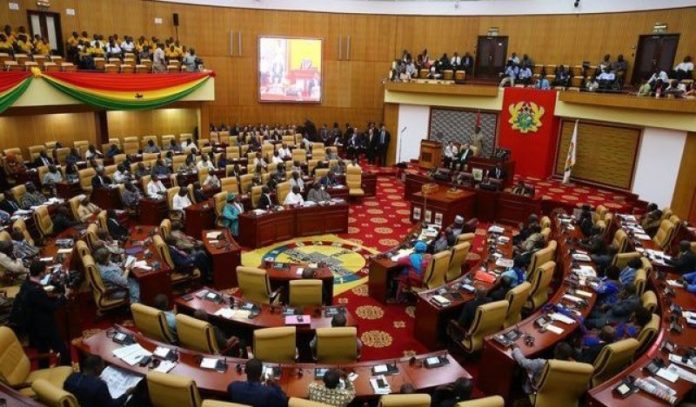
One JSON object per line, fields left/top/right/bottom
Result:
{"left": 0, "top": 112, "right": 97, "bottom": 158}
{"left": 554, "top": 120, "right": 641, "bottom": 190}
{"left": 383, "top": 103, "right": 399, "bottom": 165}
{"left": 671, "top": 132, "right": 696, "bottom": 220}
{"left": 106, "top": 108, "right": 199, "bottom": 139}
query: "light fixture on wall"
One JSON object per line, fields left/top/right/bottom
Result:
{"left": 653, "top": 22, "right": 667, "bottom": 33}
{"left": 487, "top": 27, "right": 499, "bottom": 37}
{"left": 36, "top": 0, "right": 50, "bottom": 8}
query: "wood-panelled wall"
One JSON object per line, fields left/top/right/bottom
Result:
{"left": 554, "top": 121, "right": 641, "bottom": 190}
{"left": 107, "top": 108, "right": 198, "bottom": 138}
{"left": 0, "top": 113, "right": 97, "bottom": 158}
{"left": 672, "top": 132, "right": 696, "bottom": 222}
{"left": 2, "top": 1, "right": 695, "bottom": 129}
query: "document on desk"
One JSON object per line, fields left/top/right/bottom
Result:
{"left": 370, "top": 375, "right": 391, "bottom": 395}
{"left": 153, "top": 360, "right": 177, "bottom": 373}
{"left": 656, "top": 366, "right": 679, "bottom": 383}
{"left": 545, "top": 324, "right": 564, "bottom": 335}
{"left": 205, "top": 232, "right": 221, "bottom": 239}
{"left": 634, "top": 232, "right": 651, "bottom": 240}
{"left": 572, "top": 253, "right": 592, "bottom": 262}
{"left": 113, "top": 344, "right": 152, "bottom": 366}
{"left": 549, "top": 312, "right": 575, "bottom": 325}
{"left": 668, "top": 353, "right": 696, "bottom": 371}
{"left": 214, "top": 308, "right": 236, "bottom": 319}
{"left": 100, "top": 365, "right": 143, "bottom": 399}
{"left": 200, "top": 357, "right": 219, "bottom": 369}
{"left": 133, "top": 260, "right": 152, "bottom": 271}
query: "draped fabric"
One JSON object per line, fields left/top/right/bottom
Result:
{"left": 40, "top": 71, "right": 214, "bottom": 110}
{"left": 0, "top": 72, "right": 32, "bottom": 114}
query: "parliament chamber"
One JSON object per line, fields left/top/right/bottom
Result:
{"left": 1, "top": 0, "right": 696, "bottom": 406}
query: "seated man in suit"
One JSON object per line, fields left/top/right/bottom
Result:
{"left": 666, "top": 240, "right": 696, "bottom": 274}
{"left": 500, "top": 255, "right": 527, "bottom": 287}
{"left": 590, "top": 245, "right": 618, "bottom": 276}
{"left": 192, "top": 309, "right": 242, "bottom": 356}
{"left": 511, "top": 342, "right": 576, "bottom": 394}
{"left": 11, "top": 230, "right": 39, "bottom": 260}
{"left": 165, "top": 235, "right": 212, "bottom": 283}
{"left": 91, "top": 168, "right": 112, "bottom": 189}
{"left": 52, "top": 205, "right": 78, "bottom": 233}
{"left": 511, "top": 180, "right": 534, "bottom": 196}
{"left": 619, "top": 258, "right": 642, "bottom": 286}
{"left": 307, "top": 182, "right": 331, "bottom": 203}
{"left": 457, "top": 288, "right": 491, "bottom": 331}
{"left": 431, "top": 377, "right": 473, "bottom": 407}
{"left": 640, "top": 203, "right": 662, "bottom": 237}
{"left": 64, "top": 355, "right": 136, "bottom": 407}
{"left": 515, "top": 224, "right": 543, "bottom": 253}
{"left": 490, "top": 162, "right": 506, "bottom": 180}
{"left": 513, "top": 214, "right": 539, "bottom": 245}
{"left": 488, "top": 275, "right": 515, "bottom": 302}
{"left": 227, "top": 358, "right": 288, "bottom": 407}
{"left": 106, "top": 209, "right": 129, "bottom": 241}
{"left": 577, "top": 325, "right": 616, "bottom": 364}
{"left": 77, "top": 196, "right": 101, "bottom": 222}
{"left": 454, "top": 143, "right": 474, "bottom": 170}
{"left": 33, "top": 150, "right": 54, "bottom": 168}
{"left": 258, "top": 186, "right": 274, "bottom": 210}
{"left": 580, "top": 225, "right": 606, "bottom": 255}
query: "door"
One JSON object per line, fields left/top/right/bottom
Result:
{"left": 631, "top": 34, "right": 679, "bottom": 85}
{"left": 475, "top": 36, "right": 508, "bottom": 78}
{"left": 27, "top": 10, "right": 63, "bottom": 56}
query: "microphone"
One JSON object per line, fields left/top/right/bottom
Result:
{"left": 401, "top": 127, "right": 407, "bottom": 132}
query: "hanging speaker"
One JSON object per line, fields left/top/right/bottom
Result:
{"left": 173, "top": 13, "right": 180, "bottom": 26}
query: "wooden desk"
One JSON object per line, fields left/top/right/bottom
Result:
{"left": 295, "top": 202, "right": 349, "bottom": 237}
{"left": 139, "top": 198, "right": 168, "bottom": 225}
{"left": 125, "top": 227, "right": 173, "bottom": 306}
{"left": 56, "top": 181, "right": 82, "bottom": 200}
{"left": 91, "top": 186, "right": 122, "bottom": 210}
{"left": 76, "top": 326, "right": 470, "bottom": 399}
{"left": 478, "top": 216, "right": 598, "bottom": 402}
{"left": 264, "top": 264, "right": 335, "bottom": 305}
{"left": 202, "top": 229, "right": 241, "bottom": 289}
{"left": 0, "top": 382, "right": 45, "bottom": 407}
{"left": 414, "top": 229, "right": 513, "bottom": 350}
{"left": 185, "top": 200, "right": 215, "bottom": 237}
{"left": 409, "top": 189, "right": 476, "bottom": 227}
{"left": 362, "top": 172, "right": 377, "bottom": 197}
{"left": 237, "top": 202, "right": 349, "bottom": 249}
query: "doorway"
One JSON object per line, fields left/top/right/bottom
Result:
{"left": 631, "top": 34, "right": 679, "bottom": 85}
{"left": 474, "top": 36, "right": 508, "bottom": 78}
{"left": 27, "top": 10, "right": 63, "bottom": 56}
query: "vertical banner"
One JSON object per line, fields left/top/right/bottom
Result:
{"left": 498, "top": 87, "right": 559, "bottom": 178}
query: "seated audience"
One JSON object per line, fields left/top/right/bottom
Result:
{"left": 64, "top": 355, "right": 137, "bottom": 407}
{"left": 172, "top": 187, "right": 193, "bottom": 213}
{"left": 52, "top": 205, "right": 78, "bottom": 233}
{"left": 165, "top": 235, "right": 212, "bottom": 282}
{"left": 121, "top": 182, "right": 142, "bottom": 210}
{"left": 307, "top": 182, "right": 331, "bottom": 203}
{"left": 512, "top": 342, "right": 576, "bottom": 394}
{"left": 42, "top": 165, "right": 63, "bottom": 188}
{"left": 499, "top": 60, "right": 519, "bottom": 87}
{"left": 153, "top": 293, "right": 177, "bottom": 340}
{"left": 586, "top": 283, "right": 639, "bottom": 329}
{"left": 674, "top": 56, "right": 694, "bottom": 80}
{"left": 283, "top": 185, "right": 304, "bottom": 206}
{"left": 489, "top": 274, "right": 514, "bottom": 301}
{"left": 94, "top": 247, "right": 140, "bottom": 303}
{"left": 147, "top": 176, "right": 167, "bottom": 199}
{"left": 258, "top": 186, "right": 274, "bottom": 210}
{"left": 0, "top": 193, "right": 20, "bottom": 215}
{"left": 394, "top": 241, "right": 430, "bottom": 301}
{"left": 34, "top": 150, "right": 54, "bottom": 167}
{"left": 308, "top": 368, "right": 355, "bottom": 407}
{"left": 192, "top": 309, "right": 241, "bottom": 355}
{"left": 431, "top": 377, "right": 473, "bottom": 407}
{"left": 222, "top": 193, "right": 244, "bottom": 237}
{"left": 11, "top": 230, "right": 39, "bottom": 260}
{"left": 91, "top": 168, "right": 112, "bottom": 189}
{"left": 227, "top": 358, "right": 288, "bottom": 407}
{"left": 457, "top": 288, "right": 492, "bottom": 331}
{"left": 0, "top": 240, "right": 28, "bottom": 277}
{"left": 85, "top": 145, "right": 103, "bottom": 160}
{"left": 501, "top": 255, "right": 527, "bottom": 287}
{"left": 619, "top": 257, "right": 642, "bottom": 285}
{"left": 106, "top": 209, "right": 129, "bottom": 241}
{"left": 143, "top": 139, "right": 160, "bottom": 153}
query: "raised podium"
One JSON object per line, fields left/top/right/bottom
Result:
{"left": 419, "top": 139, "right": 442, "bottom": 169}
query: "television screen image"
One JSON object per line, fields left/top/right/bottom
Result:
{"left": 258, "top": 37, "right": 322, "bottom": 103}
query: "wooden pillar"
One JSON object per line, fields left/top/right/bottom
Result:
{"left": 198, "top": 102, "right": 211, "bottom": 140}
{"left": 94, "top": 110, "right": 109, "bottom": 145}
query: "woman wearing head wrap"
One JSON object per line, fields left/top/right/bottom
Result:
{"left": 394, "top": 241, "right": 431, "bottom": 301}
{"left": 221, "top": 193, "right": 244, "bottom": 236}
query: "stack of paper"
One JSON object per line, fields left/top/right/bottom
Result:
{"left": 200, "top": 357, "right": 220, "bottom": 369}
{"left": 572, "top": 253, "right": 592, "bottom": 262}
{"left": 432, "top": 295, "right": 451, "bottom": 306}
{"left": 563, "top": 294, "right": 584, "bottom": 304}
{"left": 133, "top": 260, "right": 152, "bottom": 271}
{"left": 112, "top": 344, "right": 151, "bottom": 366}
{"left": 549, "top": 312, "right": 575, "bottom": 325}
{"left": 100, "top": 365, "right": 143, "bottom": 399}
{"left": 488, "top": 225, "right": 505, "bottom": 234}
{"left": 153, "top": 360, "right": 177, "bottom": 373}
{"left": 545, "top": 324, "right": 564, "bottom": 335}
{"left": 495, "top": 258, "right": 514, "bottom": 268}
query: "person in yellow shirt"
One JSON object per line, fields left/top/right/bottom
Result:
{"left": 0, "top": 34, "right": 12, "bottom": 53}
{"left": 79, "top": 31, "right": 90, "bottom": 44}
{"left": 33, "top": 36, "right": 50, "bottom": 56}
{"left": 67, "top": 31, "right": 79, "bottom": 48}
{"left": 165, "top": 44, "right": 178, "bottom": 60}
{"left": 15, "top": 33, "right": 33, "bottom": 54}
{"left": 2, "top": 25, "right": 15, "bottom": 44}
{"left": 173, "top": 40, "right": 184, "bottom": 56}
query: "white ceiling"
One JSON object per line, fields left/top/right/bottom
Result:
{"left": 157, "top": 0, "right": 696, "bottom": 16}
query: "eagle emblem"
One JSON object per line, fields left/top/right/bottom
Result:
{"left": 508, "top": 101, "right": 544, "bottom": 133}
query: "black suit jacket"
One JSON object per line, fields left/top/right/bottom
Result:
{"left": 17, "top": 279, "right": 63, "bottom": 341}
{"left": 377, "top": 130, "right": 391, "bottom": 150}
{"left": 669, "top": 251, "right": 696, "bottom": 274}
{"left": 33, "top": 156, "right": 54, "bottom": 167}
{"left": 107, "top": 218, "right": 129, "bottom": 241}
{"left": 0, "top": 198, "right": 20, "bottom": 214}
{"left": 491, "top": 167, "right": 506, "bottom": 180}
{"left": 91, "top": 175, "right": 112, "bottom": 188}
{"left": 258, "top": 193, "right": 273, "bottom": 210}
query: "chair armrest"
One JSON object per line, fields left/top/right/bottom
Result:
{"left": 103, "top": 287, "right": 129, "bottom": 297}
{"left": 446, "top": 320, "right": 466, "bottom": 342}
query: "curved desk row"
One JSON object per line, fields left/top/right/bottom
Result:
{"left": 478, "top": 216, "right": 599, "bottom": 400}
{"left": 587, "top": 218, "right": 696, "bottom": 406}
{"left": 75, "top": 326, "right": 470, "bottom": 399}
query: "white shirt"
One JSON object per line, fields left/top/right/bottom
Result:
{"left": 153, "top": 48, "right": 166, "bottom": 65}
{"left": 121, "top": 41, "right": 135, "bottom": 52}
{"left": 648, "top": 71, "right": 669, "bottom": 84}
{"left": 597, "top": 71, "right": 615, "bottom": 81}
{"left": 289, "top": 177, "right": 304, "bottom": 192}
{"left": 172, "top": 194, "right": 192, "bottom": 211}
{"left": 197, "top": 160, "right": 215, "bottom": 171}
{"left": 675, "top": 62, "right": 694, "bottom": 72}
{"left": 106, "top": 44, "right": 121, "bottom": 54}
{"left": 444, "top": 145, "right": 457, "bottom": 159}
{"left": 278, "top": 148, "right": 291, "bottom": 159}
{"left": 451, "top": 56, "right": 461, "bottom": 66}
{"left": 113, "top": 170, "right": 129, "bottom": 183}
{"left": 147, "top": 180, "right": 166, "bottom": 199}
{"left": 203, "top": 174, "right": 220, "bottom": 188}
{"left": 284, "top": 191, "right": 304, "bottom": 205}
{"left": 272, "top": 156, "right": 284, "bottom": 164}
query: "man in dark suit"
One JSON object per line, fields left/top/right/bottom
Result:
{"left": 14, "top": 261, "right": 71, "bottom": 367}
{"left": 166, "top": 236, "right": 212, "bottom": 282}
{"left": 227, "top": 358, "right": 288, "bottom": 407}
{"left": 64, "top": 355, "right": 134, "bottom": 407}
{"left": 33, "top": 151, "right": 54, "bottom": 168}
{"left": 376, "top": 124, "right": 391, "bottom": 167}
{"left": 365, "top": 125, "right": 377, "bottom": 164}
{"left": 586, "top": 284, "right": 640, "bottom": 329}
{"left": 667, "top": 240, "right": 696, "bottom": 274}
{"left": 0, "top": 192, "right": 20, "bottom": 215}
{"left": 490, "top": 163, "right": 506, "bottom": 180}
{"left": 456, "top": 144, "right": 473, "bottom": 170}
{"left": 106, "top": 209, "right": 129, "bottom": 241}
{"left": 91, "top": 169, "right": 112, "bottom": 189}
{"left": 258, "top": 186, "right": 273, "bottom": 210}
{"left": 457, "top": 288, "right": 491, "bottom": 330}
